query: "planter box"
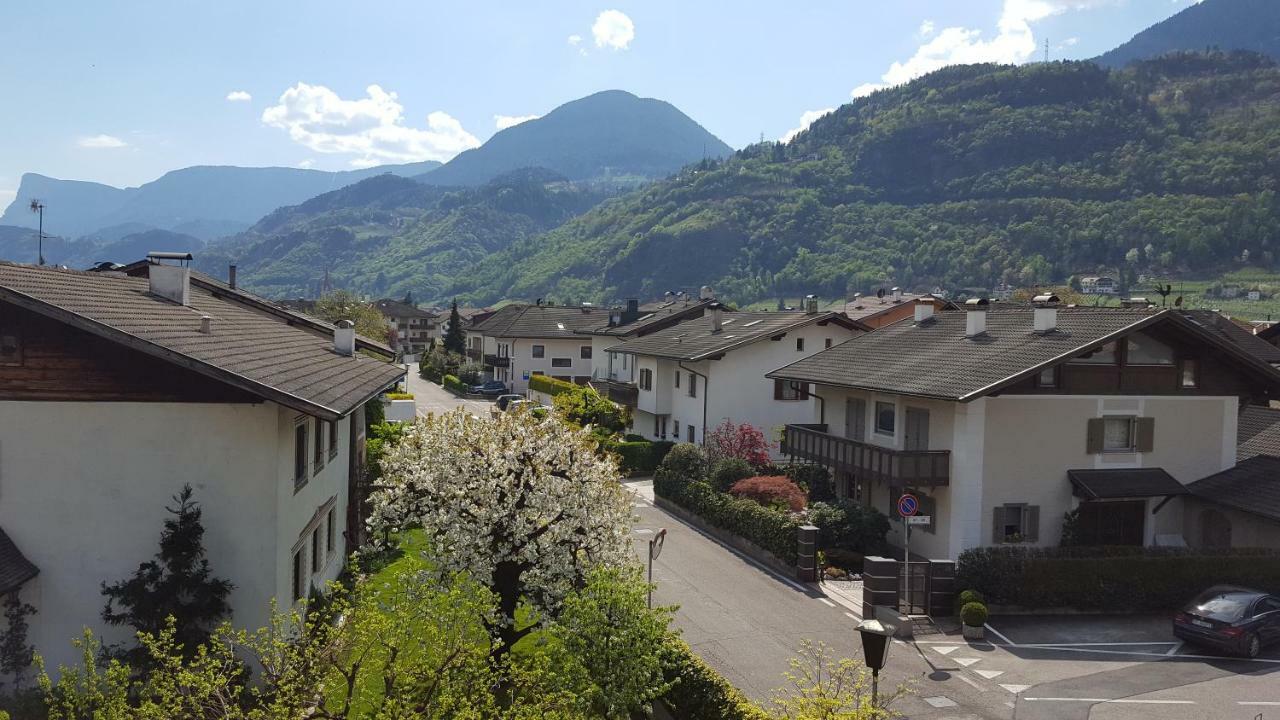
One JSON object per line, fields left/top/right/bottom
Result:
{"left": 385, "top": 399, "right": 417, "bottom": 423}
{"left": 962, "top": 624, "right": 985, "bottom": 640}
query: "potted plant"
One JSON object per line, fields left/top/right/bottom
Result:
{"left": 961, "top": 601, "right": 988, "bottom": 641}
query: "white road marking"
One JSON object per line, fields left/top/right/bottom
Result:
{"left": 1011, "top": 645, "right": 1280, "bottom": 663}
{"left": 1000, "top": 684, "right": 1031, "bottom": 694}
{"left": 984, "top": 623, "right": 1016, "bottom": 645}
{"left": 1239, "top": 701, "right": 1280, "bottom": 706}
{"left": 932, "top": 646, "right": 959, "bottom": 655}
{"left": 923, "top": 696, "right": 958, "bottom": 708}
{"left": 634, "top": 528, "right": 654, "bottom": 535}
{"left": 817, "top": 598, "right": 836, "bottom": 607}
{"left": 1164, "top": 641, "right": 1183, "bottom": 656}
{"left": 844, "top": 612, "right": 858, "bottom": 621}
{"left": 954, "top": 657, "right": 981, "bottom": 667}
{"left": 975, "top": 669, "right": 1004, "bottom": 679}
{"left": 1009, "top": 641, "right": 1177, "bottom": 647}
{"left": 955, "top": 674, "right": 984, "bottom": 691}
{"left": 1025, "top": 698, "right": 1195, "bottom": 705}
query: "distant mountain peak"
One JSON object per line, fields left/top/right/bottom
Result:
{"left": 1095, "top": 0, "right": 1280, "bottom": 68}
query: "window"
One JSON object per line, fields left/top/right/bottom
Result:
{"left": 774, "top": 378, "right": 808, "bottom": 401}
{"left": 796, "top": 337, "right": 805, "bottom": 352}
{"left": 328, "top": 420, "right": 339, "bottom": 459}
{"left": 1071, "top": 340, "right": 1117, "bottom": 365}
{"left": 639, "top": 368, "right": 652, "bottom": 391}
{"left": 0, "top": 328, "right": 21, "bottom": 366}
{"left": 326, "top": 506, "right": 336, "bottom": 553}
{"left": 825, "top": 338, "right": 833, "bottom": 349}
{"left": 313, "top": 418, "right": 324, "bottom": 471}
{"left": 874, "top": 401, "right": 896, "bottom": 435}
{"left": 674, "top": 372, "right": 680, "bottom": 388}
{"left": 551, "top": 357, "right": 572, "bottom": 368}
{"left": 622, "top": 354, "right": 628, "bottom": 369}
{"left": 311, "top": 527, "right": 322, "bottom": 573}
{"left": 918, "top": 493, "right": 937, "bottom": 534}
{"left": 532, "top": 345, "right": 545, "bottom": 358}
{"left": 292, "top": 549, "right": 304, "bottom": 600}
{"left": 294, "top": 422, "right": 308, "bottom": 488}
{"left": 1103, "top": 416, "right": 1135, "bottom": 452}
{"left": 673, "top": 419, "right": 680, "bottom": 437}
{"left": 1035, "top": 366, "right": 1057, "bottom": 389}
{"left": 1181, "top": 358, "right": 1199, "bottom": 388}
{"left": 1087, "top": 416, "right": 1154, "bottom": 453}
{"left": 580, "top": 345, "right": 592, "bottom": 359}
{"left": 687, "top": 425, "right": 695, "bottom": 443}
{"left": 992, "top": 504, "right": 1039, "bottom": 544}
{"left": 1126, "top": 332, "right": 1175, "bottom": 366}
{"left": 687, "top": 372, "right": 697, "bottom": 398}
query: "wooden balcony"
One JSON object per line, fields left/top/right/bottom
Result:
{"left": 594, "top": 379, "right": 638, "bottom": 408}
{"left": 782, "top": 424, "right": 950, "bottom": 487}
{"left": 483, "top": 353, "right": 509, "bottom": 368}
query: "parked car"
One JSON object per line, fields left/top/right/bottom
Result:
{"left": 1173, "top": 586, "right": 1280, "bottom": 658}
{"left": 495, "top": 394, "right": 523, "bottom": 411}
{"left": 505, "top": 398, "right": 534, "bottom": 413}
{"left": 470, "top": 380, "right": 508, "bottom": 396}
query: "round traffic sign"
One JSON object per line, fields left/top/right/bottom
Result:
{"left": 897, "top": 493, "right": 919, "bottom": 517}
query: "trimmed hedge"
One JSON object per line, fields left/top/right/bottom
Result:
{"left": 658, "top": 480, "right": 799, "bottom": 565}
{"left": 384, "top": 392, "right": 415, "bottom": 401}
{"left": 529, "top": 374, "right": 577, "bottom": 396}
{"left": 442, "top": 374, "right": 469, "bottom": 395}
{"left": 958, "top": 546, "right": 1280, "bottom": 611}
{"left": 658, "top": 635, "right": 769, "bottom": 720}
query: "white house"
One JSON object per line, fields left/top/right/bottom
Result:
{"left": 606, "top": 302, "right": 864, "bottom": 452}
{"left": 769, "top": 297, "right": 1280, "bottom": 559}
{"left": 0, "top": 256, "right": 404, "bottom": 672}
{"left": 373, "top": 298, "right": 437, "bottom": 358}
{"left": 470, "top": 304, "right": 610, "bottom": 393}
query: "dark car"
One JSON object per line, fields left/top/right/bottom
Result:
{"left": 495, "top": 393, "right": 523, "bottom": 411}
{"left": 470, "top": 380, "right": 508, "bottom": 396}
{"left": 1173, "top": 586, "right": 1280, "bottom": 658}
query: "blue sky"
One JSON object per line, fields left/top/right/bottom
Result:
{"left": 0, "top": 0, "right": 1199, "bottom": 203}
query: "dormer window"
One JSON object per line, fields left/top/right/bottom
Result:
{"left": 0, "top": 328, "right": 21, "bottom": 366}
{"left": 1071, "top": 341, "right": 1117, "bottom": 365}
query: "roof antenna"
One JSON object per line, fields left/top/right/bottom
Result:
{"left": 1156, "top": 284, "right": 1172, "bottom": 307}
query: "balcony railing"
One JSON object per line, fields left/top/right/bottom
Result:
{"left": 781, "top": 424, "right": 950, "bottom": 487}
{"left": 483, "top": 353, "right": 510, "bottom": 367}
{"left": 592, "top": 379, "right": 638, "bottom": 408}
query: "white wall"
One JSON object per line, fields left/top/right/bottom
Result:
{"left": 495, "top": 337, "right": 596, "bottom": 393}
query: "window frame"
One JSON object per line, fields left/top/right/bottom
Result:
{"left": 294, "top": 421, "right": 309, "bottom": 490}
{"left": 1102, "top": 416, "right": 1137, "bottom": 453}
{"left": 311, "top": 526, "right": 322, "bottom": 573}
{"left": 687, "top": 424, "right": 695, "bottom": 443}
{"left": 326, "top": 506, "right": 336, "bottom": 553}
{"left": 639, "top": 368, "right": 652, "bottom": 391}
{"left": 580, "top": 345, "right": 592, "bottom": 360}
{"left": 328, "top": 419, "right": 339, "bottom": 460}
{"left": 1035, "top": 365, "right": 1058, "bottom": 389}
{"left": 292, "top": 549, "right": 304, "bottom": 601}
{"left": 687, "top": 372, "right": 697, "bottom": 398}
{"left": 1180, "top": 358, "right": 1199, "bottom": 389}
{"left": 550, "top": 357, "right": 572, "bottom": 368}
{"left": 775, "top": 378, "right": 808, "bottom": 401}
{"left": 312, "top": 417, "right": 325, "bottom": 472}
{"left": 796, "top": 337, "right": 805, "bottom": 352}
{"left": 0, "top": 325, "right": 22, "bottom": 367}
{"left": 531, "top": 344, "right": 545, "bottom": 359}
{"left": 825, "top": 337, "right": 833, "bottom": 349}
{"left": 874, "top": 401, "right": 896, "bottom": 436}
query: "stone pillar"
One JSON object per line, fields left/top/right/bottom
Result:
{"left": 861, "top": 555, "right": 898, "bottom": 618}
{"left": 797, "top": 525, "right": 819, "bottom": 582}
{"left": 928, "top": 559, "right": 956, "bottom": 617}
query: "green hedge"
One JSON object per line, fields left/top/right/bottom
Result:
{"left": 605, "top": 439, "right": 677, "bottom": 474}
{"left": 442, "top": 374, "right": 469, "bottom": 395}
{"left": 657, "top": 479, "right": 799, "bottom": 565}
{"left": 529, "top": 374, "right": 577, "bottom": 396}
{"left": 957, "top": 546, "right": 1280, "bottom": 611}
{"left": 658, "top": 635, "right": 768, "bottom": 720}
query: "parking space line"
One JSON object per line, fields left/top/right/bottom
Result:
{"left": 955, "top": 673, "right": 984, "bottom": 691}
{"left": 817, "top": 598, "right": 835, "bottom": 608}
{"left": 1010, "top": 641, "right": 1177, "bottom": 647}
{"left": 1025, "top": 697, "right": 1195, "bottom": 705}
{"left": 1011, "top": 645, "right": 1280, "bottom": 663}
{"left": 1239, "top": 701, "right": 1280, "bottom": 706}
{"left": 1164, "top": 641, "right": 1183, "bottom": 656}
{"left": 983, "top": 623, "right": 1016, "bottom": 646}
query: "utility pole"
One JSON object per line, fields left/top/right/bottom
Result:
{"left": 29, "top": 200, "right": 45, "bottom": 265}
{"left": 1044, "top": 38, "right": 1050, "bottom": 63}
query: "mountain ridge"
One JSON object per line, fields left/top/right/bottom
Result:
{"left": 1095, "top": 0, "right": 1280, "bottom": 68}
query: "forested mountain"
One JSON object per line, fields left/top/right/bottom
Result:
{"left": 419, "top": 90, "right": 733, "bottom": 186}
{"left": 0, "top": 161, "right": 441, "bottom": 240}
{"left": 1095, "top": 0, "right": 1280, "bottom": 68}
{"left": 197, "top": 169, "right": 614, "bottom": 299}
{"left": 0, "top": 225, "right": 201, "bottom": 268}
{"left": 446, "top": 53, "right": 1280, "bottom": 305}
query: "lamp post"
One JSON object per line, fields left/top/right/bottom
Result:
{"left": 647, "top": 528, "right": 666, "bottom": 608}
{"left": 29, "top": 200, "right": 45, "bottom": 266}
{"left": 857, "top": 618, "right": 895, "bottom": 709}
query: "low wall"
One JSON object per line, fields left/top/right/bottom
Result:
{"left": 654, "top": 496, "right": 799, "bottom": 580}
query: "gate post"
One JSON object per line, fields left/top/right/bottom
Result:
{"left": 796, "top": 525, "right": 819, "bottom": 582}
{"left": 861, "top": 556, "right": 898, "bottom": 617}
{"left": 928, "top": 559, "right": 955, "bottom": 617}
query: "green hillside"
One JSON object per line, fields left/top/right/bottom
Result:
{"left": 447, "top": 53, "right": 1280, "bottom": 306}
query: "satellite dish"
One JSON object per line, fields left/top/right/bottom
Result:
{"left": 1174, "top": 296, "right": 1183, "bottom": 307}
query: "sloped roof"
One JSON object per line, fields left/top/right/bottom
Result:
{"left": 579, "top": 298, "right": 713, "bottom": 337}
{"left": 1182, "top": 309, "right": 1280, "bottom": 364}
{"left": 605, "top": 311, "right": 861, "bottom": 361}
{"left": 471, "top": 304, "right": 608, "bottom": 339}
{"left": 843, "top": 293, "right": 939, "bottom": 322}
{"left": 1237, "top": 405, "right": 1280, "bottom": 461}
{"left": 1068, "top": 468, "right": 1188, "bottom": 500}
{"left": 1187, "top": 456, "right": 1280, "bottom": 523}
{"left": 374, "top": 299, "right": 435, "bottom": 320}
{"left": 0, "top": 528, "right": 37, "bottom": 594}
{"left": 0, "top": 262, "right": 403, "bottom": 420}
{"left": 768, "top": 307, "right": 1280, "bottom": 402}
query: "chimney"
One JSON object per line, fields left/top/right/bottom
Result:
{"left": 228, "top": 264, "right": 237, "bottom": 290}
{"left": 199, "top": 315, "right": 211, "bottom": 334}
{"left": 699, "top": 285, "right": 715, "bottom": 300}
{"left": 334, "top": 319, "right": 355, "bottom": 356}
{"left": 964, "top": 297, "right": 989, "bottom": 337}
{"left": 1032, "top": 294, "right": 1060, "bottom": 334}
{"left": 914, "top": 298, "right": 935, "bottom": 324}
{"left": 709, "top": 302, "right": 724, "bottom": 332}
{"left": 627, "top": 298, "right": 639, "bottom": 314}
{"left": 891, "top": 286, "right": 902, "bottom": 302}
{"left": 146, "top": 252, "right": 193, "bottom": 306}
{"left": 805, "top": 294, "right": 819, "bottom": 314}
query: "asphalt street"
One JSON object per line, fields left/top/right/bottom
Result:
{"left": 402, "top": 364, "right": 495, "bottom": 417}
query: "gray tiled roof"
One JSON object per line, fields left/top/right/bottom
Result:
{"left": 471, "top": 304, "right": 608, "bottom": 339}
{"left": 605, "top": 311, "right": 858, "bottom": 361}
{"left": 579, "top": 299, "right": 712, "bottom": 337}
{"left": 0, "top": 528, "right": 37, "bottom": 594}
{"left": 374, "top": 299, "right": 435, "bottom": 319}
{"left": 843, "top": 293, "right": 935, "bottom": 322}
{"left": 1186, "top": 456, "right": 1280, "bottom": 523}
{"left": 0, "top": 263, "right": 404, "bottom": 419}
{"left": 769, "top": 306, "right": 1280, "bottom": 402}
{"left": 1181, "top": 310, "right": 1280, "bottom": 364}
{"left": 1237, "top": 405, "right": 1280, "bottom": 461}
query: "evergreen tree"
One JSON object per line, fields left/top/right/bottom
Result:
{"left": 101, "top": 485, "right": 233, "bottom": 666}
{"left": 0, "top": 592, "right": 35, "bottom": 689}
{"left": 443, "top": 299, "right": 467, "bottom": 355}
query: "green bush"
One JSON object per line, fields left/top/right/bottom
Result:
{"left": 654, "top": 444, "right": 708, "bottom": 496}
{"left": 624, "top": 433, "right": 647, "bottom": 442}
{"left": 364, "top": 396, "right": 385, "bottom": 430}
{"left": 658, "top": 480, "right": 799, "bottom": 565}
{"left": 650, "top": 441, "right": 676, "bottom": 468}
{"left": 554, "top": 384, "right": 630, "bottom": 434}
{"left": 456, "top": 361, "right": 484, "bottom": 385}
{"left": 529, "top": 374, "right": 578, "bottom": 396}
{"left": 442, "top": 374, "right": 469, "bottom": 395}
{"left": 954, "top": 589, "right": 985, "bottom": 615}
{"left": 957, "top": 546, "right": 1280, "bottom": 611}
{"left": 960, "top": 601, "right": 988, "bottom": 628}
{"left": 384, "top": 392, "right": 415, "bottom": 401}
{"left": 806, "top": 501, "right": 891, "bottom": 555}
{"left": 787, "top": 464, "right": 835, "bottom": 502}
{"left": 710, "top": 458, "right": 754, "bottom": 491}
{"left": 612, "top": 441, "right": 657, "bottom": 474}
{"left": 658, "top": 635, "right": 769, "bottom": 720}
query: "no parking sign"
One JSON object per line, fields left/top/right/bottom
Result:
{"left": 897, "top": 493, "right": 919, "bottom": 518}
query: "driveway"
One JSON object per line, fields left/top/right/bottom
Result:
{"left": 400, "top": 363, "right": 495, "bottom": 417}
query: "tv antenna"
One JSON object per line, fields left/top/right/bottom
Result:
{"left": 29, "top": 200, "right": 46, "bottom": 266}
{"left": 1155, "top": 283, "right": 1172, "bottom": 307}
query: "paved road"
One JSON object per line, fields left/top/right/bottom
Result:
{"left": 401, "top": 364, "right": 495, "bottom": 417}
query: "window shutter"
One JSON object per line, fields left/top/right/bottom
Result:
{"left": 774, "top": 379, "right": 784, "bottom": 400}
{"left": 1086, "top": 418, "right": 1105, "bottom": 454}
{"left": 1025, "top": 505, "right": 1040, "bottom": 542}
{"left": 800, "top": 382, "right": 810, "bottom": 400}
{"left": 1135, "top": 417, "right": 1155, "bottom": 453}
{"left": 992, "top": 506, "right": 1005, "bottom": 544}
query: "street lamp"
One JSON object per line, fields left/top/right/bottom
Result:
{"left": 647, "top": 528, "right": 666, "bottom": 608}
{"left": 857, "top": 618, "right": 895, "bottom": 708}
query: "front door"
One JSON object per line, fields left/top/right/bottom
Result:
{"left": 845, "top": 398, "right": 866, "bottom": 441}
{"left": 905, "top": 407, "right": 930, "bottom": 451}
{"left": 1077, "top": 501, "right": 1145, "bottom": 546}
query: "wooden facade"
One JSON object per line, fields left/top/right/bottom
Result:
{"left": 0, "top": 301, "right": 260, "bottom": 404}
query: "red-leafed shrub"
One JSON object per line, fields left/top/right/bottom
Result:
{"left": 706, "top": 419, "right": 773, "bottom": 469}
{"left": 728, "top": 476, "right": 806, "bottom": 512}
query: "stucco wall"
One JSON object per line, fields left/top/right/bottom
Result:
{"left": 1182, "top": 498, "right": 1280, "bottom": 549}
{"left": 498, "top": 337, "right": 596, "bottom": 393}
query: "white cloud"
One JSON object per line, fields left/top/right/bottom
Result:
{"left": 77, "top": 134, "right": 128, "bottom": 148}
{"left": 851, "top": 0, "right": 1112, "bottom": 98}
{"left": 297, "top": 159, "right": 315, "bottom": 169}
{"left": 919, "top": 19, "right": 935, "bottom": 36}
{"left": 494, "top": 114, "right": 540, "bottom": 130}
{"left": 567, "top": 34, "right": 582, "bottom": 46}
{"left": 1058, "top": 36, "right": 1080, "bottom": 48}
{"left": 592, "top": 10, "right": 635, "bottom": 50}
{"left": 261, "top": 82, "right": 480, "bottom": 165}
{"left": 780, "top": 108, "right": 834, "bottom": 144}
{"left": 226, "top": 90, "right": 252, "bottom": 102}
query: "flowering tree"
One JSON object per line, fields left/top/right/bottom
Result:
{"left": 367, "top": 408, "right": 634, "bottom": 663}
{"left": 706, "top": 419, "right": 773, "bottom": 468}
